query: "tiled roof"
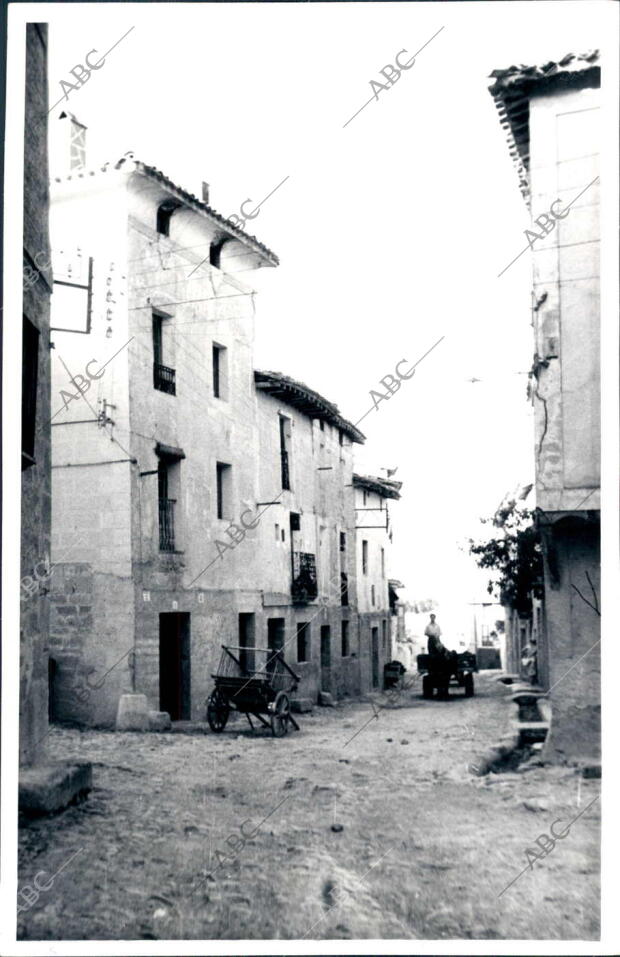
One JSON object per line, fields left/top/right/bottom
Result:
{"left": 352, "top": 473, "right": 402, "bottom": 500}
{"left": 488, "top": 51, "right": 600, "bottom": 201}
{"left": 254, "top": 370, "right": 365, "bottom": 444}
{"left": 53, "top": 150, "right": 279, "bottom": 266}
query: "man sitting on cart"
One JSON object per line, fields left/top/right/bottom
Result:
{"left": 425, "top": 615, "right": 456, "bottom": 698}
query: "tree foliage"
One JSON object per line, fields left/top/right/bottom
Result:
{"left": 468, "top": 500, "right": 543, "bottom": 614}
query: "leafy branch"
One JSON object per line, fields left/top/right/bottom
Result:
{"left": 468, "top": 500, "right": 544, "bottom": 614}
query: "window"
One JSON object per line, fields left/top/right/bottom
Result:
{"left": 381, "top": 547, "right": 385, "bottom": 578}
{"left": 210, "top": 239, "right": 225, "bottom": 268}
{"left": 216, "top": 462, "right": 232, "bottom": 520}
{"left": 69, "top": 118, "right": 86, "bottom": 170}
{"left": 153, "top": 310, "right": 175, "bottom": 394}
{"left": 156, "top": 200, "right": 179, "bottom": 236}
{"left": 297, "top": 622, "right": 310, "bottom": 663}
{"left": 22, "top": 317, "right": 39, "bottom": 469}
{"left": 212, "top": 343, "right": 228, "bottom": 399}
{"left": 290, "top": 511, "right": 300, "bottom": 533}
{"left": 279, "top": 415, "right": 292, "bottom": 490}
{"left": 275, "top": 524, "right": 280, "bottom": 540}
{"left": 341, "top": 621, "right": 350, "bottom": 657}
{"left": 158, "top": 459, "right": 178, "bottom": 552}
{"left": 340, "top": 532, "right": 346, "bottom": 553}
{"left": 281, "top": 528, "right": 286, "bottom": 542}
{"left": 362, "top": 540, "right": 368, "bottom": 575}
{"left": 371, "top": 584, "right": 376, "bottom": 607}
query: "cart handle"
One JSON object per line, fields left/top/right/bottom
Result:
{"left": 221, "top": 644, "right": 300, "bottom": 683}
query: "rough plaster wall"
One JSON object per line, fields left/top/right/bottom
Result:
{"left": 529, "top": 86, "right": 600, "bottom": 512}
{"left": 20, "top": 24, "right": 52, "bottom": 767}
{"left": 542, "top": 521, "right": 600, "bottom": 763}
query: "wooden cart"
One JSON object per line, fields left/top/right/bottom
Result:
{"left": 206, "top": 645, "right": 301, "bottom": 737}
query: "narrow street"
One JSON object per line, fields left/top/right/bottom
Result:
{"left": 18, "top": 674, "right": 600, "bottom": 941}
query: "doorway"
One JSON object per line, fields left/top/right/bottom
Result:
{"left": 371, "top": 627, "right": 379, "bottom": 688}
{"left": 267, "top": 617, "right": 285, "bottom": 675}
{"left": 239, "top": 613, "right": 256, "bottom": 673}
{"left": 159, "top": 612, "right": 191, "bottom": 720}
{"left": 321, "top": 625, "right": 331, "bottom": 692}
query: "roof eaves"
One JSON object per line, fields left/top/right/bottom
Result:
{"left": 254, "top": 370, "right": 365, "bottom": 444}
{"left": 352, "top": 472, "right": 402, "bottom": 500}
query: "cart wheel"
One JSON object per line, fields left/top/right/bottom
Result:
{"left": 271, "top": 692, "right": 290, "bottom": 738}
{"left": 207, "top": 688, "right": 230, "bottom": 733}
{"left": 464, "top": 673, "right": 475, "bottom": 697}
{"left": 422, "top": 675, "right": 433, "bottom": 699}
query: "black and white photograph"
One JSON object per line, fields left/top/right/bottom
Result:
{"left": 1, "top": 0, "right": 619, "bottom": 952}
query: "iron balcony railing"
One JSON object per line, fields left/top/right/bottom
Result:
{"left": 281, "top": 449, "right": 290, "bottom": 490}
{"left": 292, "top": 551, "right": 318, "bottom": 603}
{"left": 159, "top": 498, "right": 176, "bottom": 551}
{"left": 154, "top": 362, "right": 176, "bottom": 395}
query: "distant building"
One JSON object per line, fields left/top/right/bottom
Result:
{"left": 490, "top": 51, "right": 601, "bottom": 762}
{"left": 352, "top": 473, "right": 402, "bottom": 689}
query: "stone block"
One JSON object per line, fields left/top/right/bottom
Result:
{"left": 318, "top": 692, "right": 336, "bottom": 708}
{"left": 148, "top": 710, "right": 172, "bottom": 732}
{"left": 291, "top": 698, "right": 314, "bottom": 714}
{"left": 116, "top": 693, "right": 149, "bottom": 731}
{"left": 19, "top": 761, "right": 92, "bottom": 816}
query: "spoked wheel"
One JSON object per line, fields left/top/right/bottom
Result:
{"left": 271, "top": 692, "right": 291, "bottom": 737}
{"left": 463, "top": 673, "right": 475, "bottom": 697}
{"left": 207, "top": 688, "right": 230, "bottom": 733}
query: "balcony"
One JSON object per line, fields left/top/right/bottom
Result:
{"left": 159, "top": 498, "right": 176, "bottom": 552}
{"left": 292, "top": 551, "right": 318, "bottom": 603}
{"left": 154, "top": 362, "right": 176, "bottom": 395}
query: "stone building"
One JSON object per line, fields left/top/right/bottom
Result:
{"left": 46, "top": 132, "right": 393, "bottom": 725}
{"left": 489, "top": 52, "right": 601, "bottom": 763}
{"left": 21, "top": 23, "right": 53, "bottom": 766}
{"left": 352, "top": 473, "right": 402, "bottom": 690}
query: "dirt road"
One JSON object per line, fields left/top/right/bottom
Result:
{"left": 17, "top": 673, "right": 600, "bottom": 941}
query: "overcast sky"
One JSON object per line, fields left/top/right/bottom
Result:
{"left": 15, "top": 0, "right": 611, "bottom": 635}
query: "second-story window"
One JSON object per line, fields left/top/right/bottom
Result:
{"left": 279, "top": 415, "right": 292, "bottom": 491}
{"left": 381, "top": 547, "right": 385, "bottom": 578}
{"left": 362, "top": 539, "right": 368, "bottom": 575}
{"left": 153, "top": 310, "right": 175, "bottom": 395}
{"left": 340, "top": 532, "right": 346, "bottom": 553}
{"left": 212, "top": 343, "right": 228, "bottom": 399}
{"left": 216, "top": 462, "right": 232, "bottom": 520}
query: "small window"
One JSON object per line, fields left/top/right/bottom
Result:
{"left": 212, "top": 343, "right": 228, "bottom": 399}
{"left": 22, "top": 317, "right": 40, "bottom": 468}
{"left": 281, "top": 528, "right": 285, "bottom": 542}
{"left": 381, "top": 547, "right": 385, "bottom": 578}
{"left": 290, "top": 512, "right": 301, "bottom": 533}
{"left": 210, "top": 239, "right": 225, "bottom": 268}
{"left": 371, "top": 584, "right": 376, "bottom": 606}
{"left": 341, "top": 621, "right": 350, "bottom": 657}
{"left": 362, "top": 540, "right": 368, "bottom": 575}
{"left": 275, "top": 524, "right": 280, "bottom": 541}
{"left": 340, "top": 532, "right": 346, "bottom": 553}
{"left": 319, "top": 420, "right": 325, "bottom": 432}
{"left": 216, "top": 462, "right": 232, "bottom": 520}
{"left": 156, "top": 200, "right": 179, "bottom": 236}
{"left": 297, "top": 622, "right": 310, "bottom": 663}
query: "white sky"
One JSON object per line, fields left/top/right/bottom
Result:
{"left": 16, "top": 0, "right": 612, "bottom": 627}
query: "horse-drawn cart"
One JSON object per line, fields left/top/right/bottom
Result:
{"left": 206, "top": 645, "right": 301, "bottom": 737}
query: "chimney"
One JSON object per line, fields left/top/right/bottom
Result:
{"left": 201, "top": 182, "right": 210, "bottom": 204}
